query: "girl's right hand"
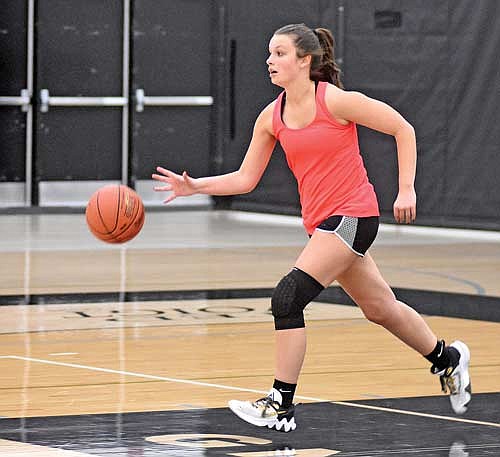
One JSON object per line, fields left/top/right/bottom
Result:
{"left": 152, "top": 166, "right": 197, "bottom": 204}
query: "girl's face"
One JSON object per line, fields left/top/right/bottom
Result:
{"left": 267, "top": 34, "right": 310, "bottom": 87}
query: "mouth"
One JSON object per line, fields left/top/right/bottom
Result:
{"left": 269, "top": 70, "right": 278, "bottom": 77}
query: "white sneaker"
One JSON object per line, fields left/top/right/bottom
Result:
{"left": 228, "top": 388, "right": 297, "bottom": 432}
{"left": 433, "top": 341, "right": 471, "bottom": 414}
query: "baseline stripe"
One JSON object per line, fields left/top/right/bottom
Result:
{"left": 6, "top": 355, "right": 500, "bottom": 429}
{"left": 330, "top": 400, "right": 500, "bottom": 429}
{"left": 4, "top": 356, "right": 267, "bottom": 395}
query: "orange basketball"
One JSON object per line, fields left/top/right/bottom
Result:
{"left": 85, "top": 185, "right": 145, "bottom": 243}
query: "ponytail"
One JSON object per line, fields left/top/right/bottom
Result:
{"left": 311, "top": 28, "right": 343, "bottom": 89}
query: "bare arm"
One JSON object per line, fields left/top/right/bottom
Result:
{"left": 152, "top": 103, "right": 277, "bottom": 203}
{"left": 326, "top": 86, "right": 417, "bottom": 223}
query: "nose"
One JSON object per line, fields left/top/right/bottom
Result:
{"left": 266, "top": 54, "right": 272, "bottom": 65}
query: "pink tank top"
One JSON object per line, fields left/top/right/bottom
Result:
{"left": 272, "top": 81, "right": 379, "bottom": 234}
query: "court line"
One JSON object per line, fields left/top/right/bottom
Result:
{"left": 49, "top": 352, "right": 79, "bottom": 356}
{"left": 5, "top": 355, "right": 500, "bottom": 429}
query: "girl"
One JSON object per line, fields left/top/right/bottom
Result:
{"left": 152, "top": 23, "right": 471, "bottom": 433}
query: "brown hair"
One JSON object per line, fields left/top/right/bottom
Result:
{"left": 274, "top": 23, "right": 343, "bottom": 89}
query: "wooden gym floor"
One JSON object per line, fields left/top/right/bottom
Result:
{"left": 0, "top": 209, "right": 499, "bottom": 456}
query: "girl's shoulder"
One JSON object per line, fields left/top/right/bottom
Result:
{"left": 323, "top": 83, "right": 352, "bottom": 126}
{"left": 254, "top": 99, "right": 278, "bottom": 137}
{"left": 323, "top": 82, "right": 346, "bottom": 104}
{"left": 261, "top": 99, "right": 279, "bottom": 124}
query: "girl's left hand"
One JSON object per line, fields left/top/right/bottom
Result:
{"left": 393, "top": 188, "right": 417, "bottom": 224}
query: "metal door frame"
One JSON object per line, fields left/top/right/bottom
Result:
{"left": 0, "top": 0, "right": 34, "bottom": 207}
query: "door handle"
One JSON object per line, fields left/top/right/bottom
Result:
{"left": 39, "top": 89, "right": 128, "bottom": 112}
{"left": 0, "top": 89, "right": 31, "bottom": 112}
{"left": 134, "top": 88, "right": 213, "bottom": 112}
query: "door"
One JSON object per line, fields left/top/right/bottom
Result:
{"left": 35, "top": 0, "right": 128, "bottom": 206}
{"left": 130, "top": 0, "right": 216, "bottom": 206}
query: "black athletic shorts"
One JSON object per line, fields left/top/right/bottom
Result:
{"left": 313, "top": 215, "right": 379, "bottom": 257}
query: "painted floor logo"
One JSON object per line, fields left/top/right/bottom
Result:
{"left": 1, "top": 299, "right": 363, "bottom": 333}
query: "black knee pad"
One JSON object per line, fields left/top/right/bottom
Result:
{"left": 271, "top": 267, "right": 324, "bottom": 330}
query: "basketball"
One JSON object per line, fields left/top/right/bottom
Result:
{"left": 85, "top": 185, "right": 145, "bottom": 243}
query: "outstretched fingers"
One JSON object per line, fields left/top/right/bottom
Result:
{"left": 152, "top": 167, "right": 173, "bottom": 182}
{"left": 156, "top": 166, "right": 174, "bottom": 177}
{"left": 163, "top": 194, "right": 177, "bottom": 204}
{"left": 152, "top": 166, "right": 195, "bottom": 204}
{"left": 152, "top": 166, "right": 179, "bottom": 203}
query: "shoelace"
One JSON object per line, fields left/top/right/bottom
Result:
{"left": 253, "top": 396, "right": 280, "bottom": 418}
{"left": 440, "top": 365, "right": 459, "bottom": 394}
{"left": 432, "top": 363, "right": 458, "bottom": 395}
{"left": 440, "top": 373, "right": 458, "bottom": 394}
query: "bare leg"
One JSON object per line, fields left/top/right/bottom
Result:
{"left": 228, "top": 233, "right": 447, "bottom": 430}
{"left": 336, "top": 252, "right": 437, "bottom": 355}
{"left": 275, "top": 328, "right": 306, "bottom": 383}
{"left": 275, "top": 231, "right": 359, "bottom": 383}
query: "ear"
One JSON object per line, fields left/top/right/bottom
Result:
{"left": 299, "top": 54, "right": 312, "bottom": 68}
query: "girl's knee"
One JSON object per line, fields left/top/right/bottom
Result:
{"left": 358, "top": 292, "right": 398, "bottom": 325}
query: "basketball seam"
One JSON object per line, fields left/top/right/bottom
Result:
{"left": 113, "top": 194, "right": 143, "bottom": 242}
{"left": 95, "top": 187, "right": 119, "bottom": 235}
{"left": 113, "top": 186, "right": 122, "bottom": 235}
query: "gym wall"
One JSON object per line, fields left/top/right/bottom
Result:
{"left": 1, "top": 0, "right": 499, "bottom": 229}
{"left": 225, "top": 0, "right": 500, "bottom": 230}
